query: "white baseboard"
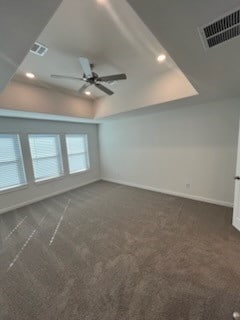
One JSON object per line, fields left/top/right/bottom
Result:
{"left": 0, "top": 179, "right": 100, "bottom": 215}
{"left": 102, "top": 178, "right": 233, "bottom": 208}
{"left": 2, "top": 177, "right": 233, "bottom": 214}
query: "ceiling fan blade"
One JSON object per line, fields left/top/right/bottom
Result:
{"left": 95, "top": 83, "right": 114, "bottom": 95}
{"left": 51, "top": 74, "right": 84, "bottom": 81}
{"left": 78, "top": 83, "right": 90, "bottom": 94}
{"left": 98, "top": 73, "right": 127, "bottom": 82}
{"left": 79, "top": 57, "right": 93, "bottom": 79}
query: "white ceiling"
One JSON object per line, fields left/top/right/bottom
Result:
{"left": 0, "top": 0, "right": 62, "bottom": 92}
{"left": 127, "top": 0, "right": 240, "bottom": 101}
{"left": 2, "top": 0, "right": 240, "bottom": 120}
{"left": 14, "top": 0, "right": 193, "bottom": 100}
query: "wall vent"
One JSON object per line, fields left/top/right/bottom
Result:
{"left": 30, "top": 42, "right": 48, "bottom": 56}
{"left": 199, "top": 8, "right": 240, "bottom": 49}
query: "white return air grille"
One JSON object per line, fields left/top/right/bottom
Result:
{"left": 199, "top": 8, "right": 240, "bottom": 49}
{"left": 30, "top": 42, "right": 48, "bottom": 56}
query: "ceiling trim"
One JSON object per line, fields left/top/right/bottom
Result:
{"left": 0, "top": 108, "right": 100, "bottom": 124}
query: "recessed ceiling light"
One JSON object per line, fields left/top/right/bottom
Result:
{"left": 25, "top": 72, "right": 35, "bottom": 79}
{"left": 157, "top": 54, "right": 166, "bottom": 62}
{"left": 85, "top": 91, "right": 91, "bottom": 96}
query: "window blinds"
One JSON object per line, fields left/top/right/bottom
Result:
{"left": 66, "top": 134, "right": 89, "bottom": 174}
{"left": 0, "top": 134, "right": 26, "bottom": 191}
{"left": 28, "top": 134, "right": 63, "bottom": 182}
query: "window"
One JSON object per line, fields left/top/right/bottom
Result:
{"left": 28, "top": 134, "right": 63, "bottom": 182}
{"left": 66, "top": 134, "right": 89, "bottom": 174}
{"left": 0, "top": 134, "right": 26, "bottom": 191}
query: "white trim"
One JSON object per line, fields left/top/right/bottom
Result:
{"left": 0, "top": 108, "right": 100, "bottom": 124}
{"left": 68, "top": 168, "right": 90, "bottom": 176}
{"left": 0, "top": 183, "right": 28, "bottom": 195}
{"left": 232, "top": 117, "right": 240, "bottom": 231}
{"left": 0, "top": 178, "right": 100, "bottom": 215}
{"left": 34, "top": 174, "right": 65, "bottom": 185}
{"left": 102, "top": 178, "right": 233, "bottom": 208}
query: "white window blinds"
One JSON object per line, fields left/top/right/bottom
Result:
{"left": 66, "top": 134, "right": 89, "bottom": 174}
{"left": 28, "top": 134, "right": 63, "bottom": 182}
{"left": 0, "top": 134, "right": 26, "bottom": 191}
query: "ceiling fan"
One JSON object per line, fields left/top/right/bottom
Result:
{"left": 51, "top": 57, "right": 127, "bottom": 96}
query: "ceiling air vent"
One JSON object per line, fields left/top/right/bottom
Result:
{"left": 199, "top": 8, "right": 240, "bottom": 49}
{"left": 30, "top": 42, "right": 48, "bottom": 56}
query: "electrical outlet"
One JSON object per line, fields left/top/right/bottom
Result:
{"left": 186, "top": 183, "right": 190, "bottom": 189}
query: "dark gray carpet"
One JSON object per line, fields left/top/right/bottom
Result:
{"left": 0, "top": 181, "right": 240, "bottom": 319}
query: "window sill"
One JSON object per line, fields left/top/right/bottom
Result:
{"left": 34, "top": 174, "right": 65, "bottom": 185}
{"left": 0, "top": 184, "right": 28, "bottom": 195}
{"left": 0, "top": 169, "right": 91, "bottom": 195}
{"left": 69, "top": 168, "right": 90, "bottom": 176}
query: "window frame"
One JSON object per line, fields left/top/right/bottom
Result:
{"left": 0, "top": 134, "right": 27, "bottom": 194}
{"left": 65, "top": 134, "right": 90, "bottom": 175}
{"left": 28, "top": 134, "right": 64, "bottom": 183}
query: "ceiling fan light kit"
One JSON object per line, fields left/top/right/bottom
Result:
{"left": 51, "top": 57, "right": 127, "bottom": 96}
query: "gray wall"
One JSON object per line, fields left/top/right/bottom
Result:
{"left": 0, "top": 117, "right": 100, "bottom": 214}
{"left": 99, "top": 98, "right": 240, "bottom": 207}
